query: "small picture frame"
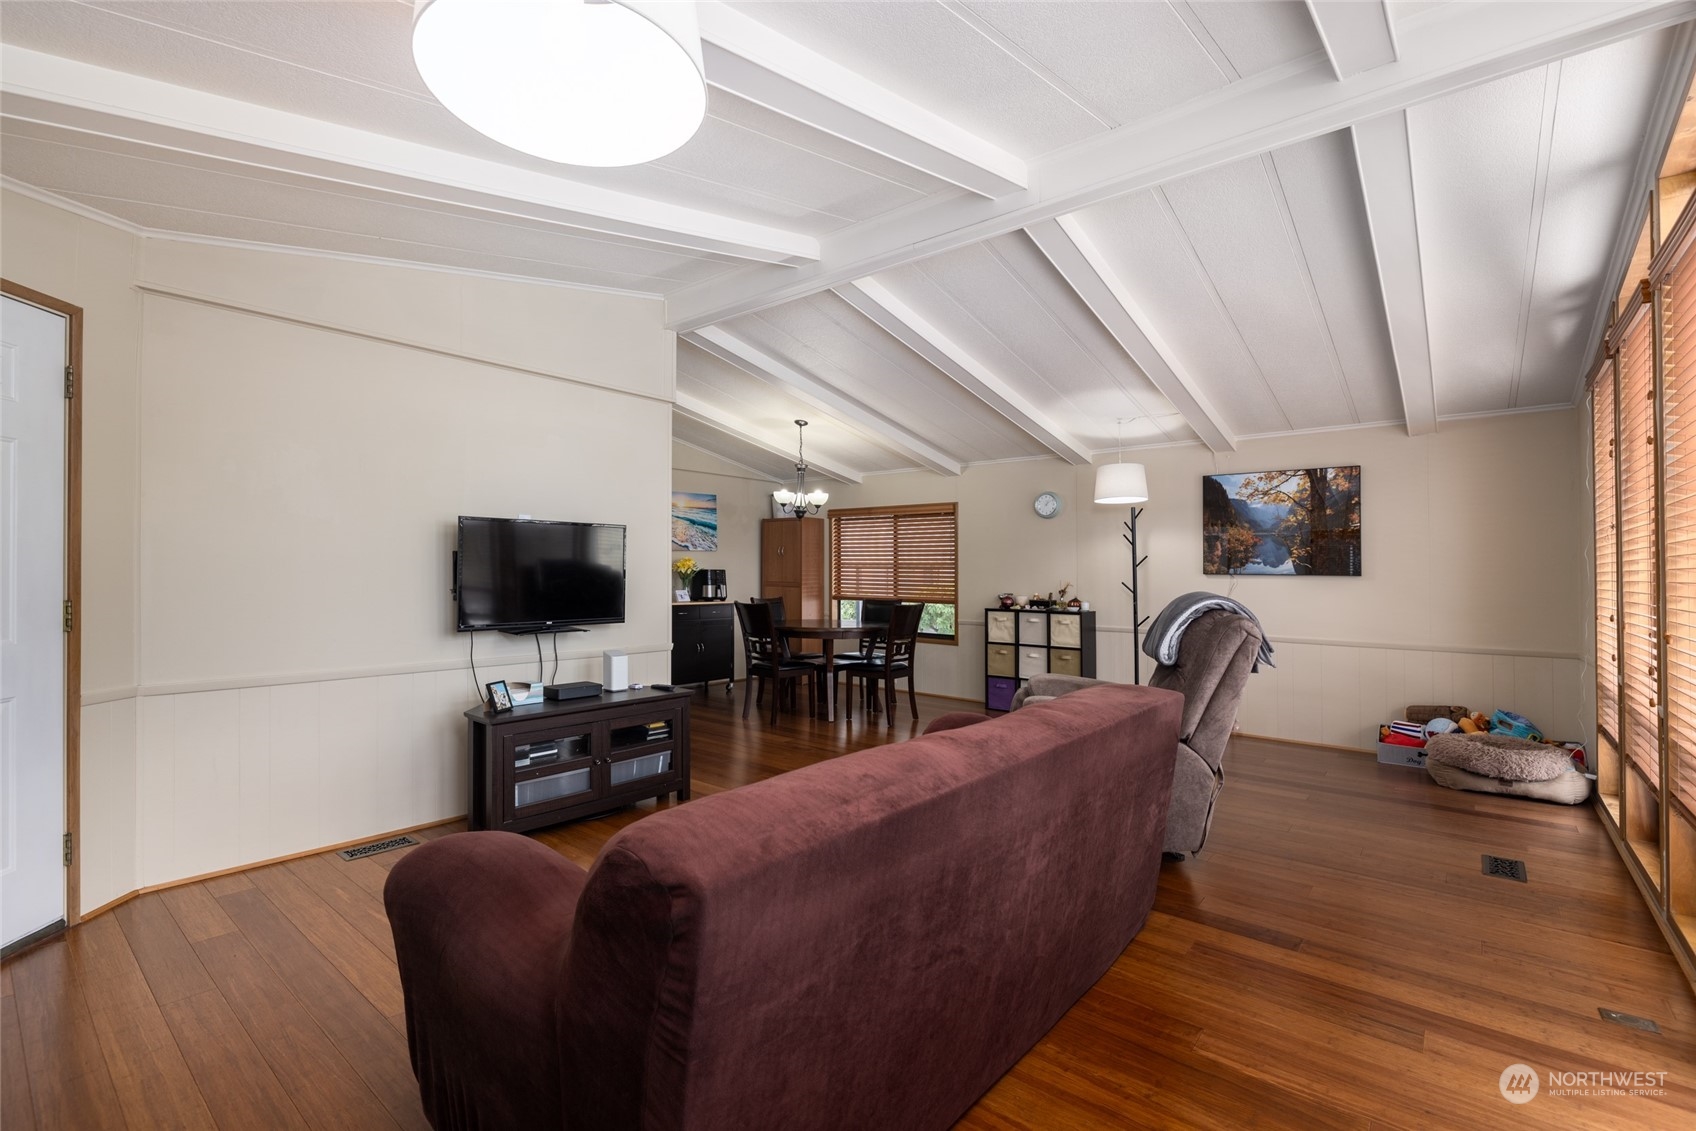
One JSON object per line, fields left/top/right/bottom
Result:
{"left": 675, "top": 589, "right": 691, "bottom": 602}
{"left": 486, "top": 680, "right": 512, "bottom": 712}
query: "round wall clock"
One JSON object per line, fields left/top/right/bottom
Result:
{"left": 1033, "top": 491, "right": 1062, "bottom": 519}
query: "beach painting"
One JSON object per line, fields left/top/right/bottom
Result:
{"left": 1202, "top": 467, "right": 1361, "bottom": 576}
{"left": 671, "top": 491, "right": 719, "bottom": 551}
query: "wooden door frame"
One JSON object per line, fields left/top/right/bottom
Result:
{"left": 2, "top": 278, "right": 84, "bottom": 929}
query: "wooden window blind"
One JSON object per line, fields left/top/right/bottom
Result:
{"left": 1618, "top": 305, "right": 1662, "bottom": 787}
{"left": 1595, "top": 358, "right": 1621, "bottom": 749}
{"left": 1665, "top": 255, "right": 1696, "bottom": 809}
{"left": 830, "top": 504, "right": 958, "bottom": 608}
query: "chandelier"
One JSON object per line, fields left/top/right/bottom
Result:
{"left": 773, "top": 420, "right": 828, "bottom": 517}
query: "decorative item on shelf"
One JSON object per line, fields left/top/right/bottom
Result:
{"left": 1094, "top": 418, "right": 1151, "bottom": 682}
{"left": 773, "top": 419, "right": 829, "bottom": 518}
{"left": 674, "top": 556, "right": 696, "bottom": 602}
{"left": 411, "top": 0, "right": 707, "bottom": 167}
{"left": 485, "top": 680, "right": 512, "bottom": 712}
{"left": 1057, "top": 582, "right": 1073, "bottom": 604}
{"left": 998, "top": 593, "right": 1016, "bottom": 609}
{"left": 1067, "top": 597, "right": 1082, "bottom": 609}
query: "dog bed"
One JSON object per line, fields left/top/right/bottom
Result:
{"left": 1425, "top": 759, "right": 1590, "bottom": 804}
{"left": 1425, "top": 732, "right": 1573, "bottom": 781}
{"left": 1424, "top": 732, "right": 1590, "bottom": 804}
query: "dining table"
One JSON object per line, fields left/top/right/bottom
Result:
{"left": 776, "top": 620, "right": 884, "bottom": 722}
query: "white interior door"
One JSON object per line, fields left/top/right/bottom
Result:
{"left": 0, "top": 294, "right": 68, "bottom": 948}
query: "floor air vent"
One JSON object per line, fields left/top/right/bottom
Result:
{"left": 1481, "top": 854, "right": 1528, "bottom": 882}
{"left": 1599, "top": 1008, "right": 1661, "bottom": 1033}
{"left": 337, "top": 835, "right": 420, "bottom": 861}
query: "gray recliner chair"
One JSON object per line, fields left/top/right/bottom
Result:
{"left": 1010, "top": 610, "right": 1263, "bottom": 858}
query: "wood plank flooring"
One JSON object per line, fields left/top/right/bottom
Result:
{"left": 5, "top": 687, "right": 1694, "bottom": 1129}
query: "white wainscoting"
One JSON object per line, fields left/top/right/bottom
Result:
{"left": 80, "top": 697, "right": 139, "bottom": 912}
{"left": 131, "top": 649, "right": 670, "bottom": 890}
{"left": 951, "top": 618, "right": 1584, "bottom": 752}
{"left": 1231, "top": 640, "right": 1586, "bottom": 751}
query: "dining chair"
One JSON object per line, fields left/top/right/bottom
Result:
{"left": 753, "top": 596, "right": 825, "bottom": 664}
{"left": 836, "top": 599, "right": 895, "bottom": 666}
{"left": 840, "top": 602, "right": 923, "bottom": 725}
{"left": 734, "top": 601, "right": 818, "bottom": 724}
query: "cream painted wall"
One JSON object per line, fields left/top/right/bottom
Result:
{"left": 671, "top": 442, "right": 778, "bottom": 681}
{"left": 2, "top": 189, "right": 676, "bottom": 905}
{"left": 126, "top": 248, "right": 673, "bottom": 888}
{"left": 821, "top": 411, "right": 1587, "bottom": 749}
{"left": 2, "top": 189, "right": 143, "bottom": 911}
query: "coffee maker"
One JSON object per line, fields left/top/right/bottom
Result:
{"left": 691, "top": 569, "right": 727, "bottom": 601}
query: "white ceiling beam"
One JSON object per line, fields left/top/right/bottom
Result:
{"left": 1304, "top": 1, "right": 1400, "bottom": 81}
{"left": 833, "top": 278, "right": 1091, "bottom": 465}
{"left": 668, "top": 0, "right": 1696, "bottom": 329}
{"left": 1350, "top": 112, "right": 1437, "bottom": 437}
{"left": 683, "top": 326, "right": 963, "bottom": 476}
{"left": 697, "top": 1, "right": 1026, "bottom": 198}
{"left": 673, "top": 391, "right": 865, "bottom": 483}
{"left": 1024, "top": 218, "right": 1237, "bottom": 454}
{"left": 0, "top": 46, "right": 817, "bottom": 267}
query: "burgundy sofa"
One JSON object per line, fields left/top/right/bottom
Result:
{"left": 385, "top": 683, "right": 1181, "bottom": 1130}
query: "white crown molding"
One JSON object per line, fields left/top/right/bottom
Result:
{"left": 3, "top": 176, "right": 668, "bottom": 300}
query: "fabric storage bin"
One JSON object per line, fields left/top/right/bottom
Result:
{"left": 987, "top": 611, "right": 1017, "bottom": 643}
{"left": 515, "top": 766, "right": 592, "bottom": 809}
{"left": 986, "top": 677, "right": 1017, "bottom": 712}
{"left": 1018, "top": 647, "right": 1048, "bottom": 679}
{"left": 1376, "top": 736, "right": 1427, "bottom": 768}
{"left": 1050, "top": 648, "right": 1083, "bottom": 676}
{"left": 610, "top": 751, "right": 672, "bottom": 787}
{"left": 1018, "top": 613, "right": 1048, "bottom": 645}
{"left": 987, "top": 644, "right": 1017, "bottom": 678}
{"left": 1050, "top": 614, "right": 1081, "bottom": 648}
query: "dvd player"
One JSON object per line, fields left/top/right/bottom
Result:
{"left": 544, "top": 681, "right": 603, "bottom": 701}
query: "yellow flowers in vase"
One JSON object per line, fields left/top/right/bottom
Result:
{"left": 673, "top": 557, "right": 698, "bottom": 588}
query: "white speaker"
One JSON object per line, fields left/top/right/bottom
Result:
{"left": 602, "top": 649, "right": 630, "bottom": 692}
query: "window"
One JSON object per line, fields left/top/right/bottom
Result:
{"left": 1617, "top": 301, "right": 1659, "bottom": 791}
{"left": 830, "top": 503, "right": 957, "bottom": 642}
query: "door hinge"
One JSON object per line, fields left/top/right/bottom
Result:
{"left": 63, "top": 600, "right": 73, "bottom": 633}
{"left": 63, "top": 832, "right": 73, "bottom": 867}
{"left": 64, "top": 364, "right": 74, "bottom": 399}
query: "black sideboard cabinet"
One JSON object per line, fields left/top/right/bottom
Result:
{"left": 672, "top": 602, "right": 734, "bottom": 691}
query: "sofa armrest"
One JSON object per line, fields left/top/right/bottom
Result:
{"left": 1011, "top": 673, "right": 1108, "bottom": 711}
{"left": 923, "top": 712, "right": 994, "bottom": 735}
{"left": 385, "top": 831, "right": 589, "bottom": 1129}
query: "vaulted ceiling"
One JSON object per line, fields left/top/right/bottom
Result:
{"left": 4, "top": 1, "right": 1694, "bottom": 483}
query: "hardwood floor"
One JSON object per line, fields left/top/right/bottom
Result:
{"left": 5, "top": 687, "right": 1694, "bottom": 1129}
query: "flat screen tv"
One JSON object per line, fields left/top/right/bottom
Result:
{"left": 455, "top": 516, "right": 626, "bottom": 633}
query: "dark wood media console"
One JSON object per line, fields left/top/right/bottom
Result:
{"left": 465, "top": 687, "right": 691, "bottom": 833}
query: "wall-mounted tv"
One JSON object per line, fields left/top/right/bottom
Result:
{"left": 456, "top": 516, "right": 626, "bottom": 633}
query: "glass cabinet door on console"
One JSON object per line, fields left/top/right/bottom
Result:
{"left": 506, "top": 725, "right": 595, "bottom": 820}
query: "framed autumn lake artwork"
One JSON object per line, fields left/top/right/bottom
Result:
{"left": 1202, "top": 467, "right": 1361, "bottom": 576}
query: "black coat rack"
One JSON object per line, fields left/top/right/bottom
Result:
{"left": 1120, "top": 508, "right": 1148, "bottom": 683}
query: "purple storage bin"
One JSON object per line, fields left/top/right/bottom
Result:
{"left": 986, "top": 677, "right": 1017, "bottom": 712}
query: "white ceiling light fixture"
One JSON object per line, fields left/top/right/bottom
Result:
{"left": 1093, "top": 419, "right": 1149, "bottom": 504}
{"left": 411, "top": 0, "right": 707, "bottom": 168}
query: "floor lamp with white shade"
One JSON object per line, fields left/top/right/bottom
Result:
{"left": 1095, "top": 428, "right": 1149, "bottom": 682}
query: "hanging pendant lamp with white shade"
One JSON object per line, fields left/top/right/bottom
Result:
{"left": 1094, "top": 461, "right": 1148, "bottom": 505}
{"left": 1093, "top": 418, "right": 1149, "bottom": 504}
{"left": 412, "top": 0, "right": 707, "bottom": 167}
